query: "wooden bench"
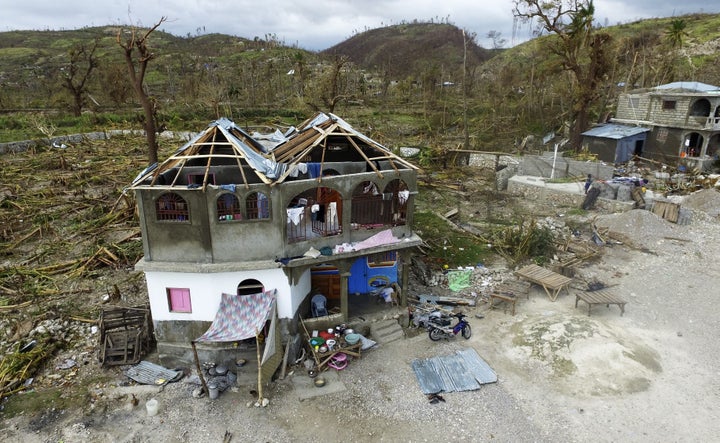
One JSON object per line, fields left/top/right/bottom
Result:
{"left": 514, "top": 264, "right": 572, "bottom": 302}
{"left": 575, "top": 289, "right": 627, "bottom": 316}
{"left": 489, "top": 281, "right": 531, "bottom": 315}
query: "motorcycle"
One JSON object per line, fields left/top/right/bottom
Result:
{"left": 427, "top": 312, "right": 472, "bottom": 341}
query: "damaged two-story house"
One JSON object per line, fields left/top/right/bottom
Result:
{"left": 583, "top": 81, "right": 720, "bottom": 168}
{"left": 127, "top": 113, "right": 422, "bottom": 377}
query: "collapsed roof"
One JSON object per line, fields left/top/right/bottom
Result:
{"left": 128, "top": 113, "right": 417, "bottom": 191}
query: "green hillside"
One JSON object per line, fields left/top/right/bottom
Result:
{"left": 1, "top": 13, "right": 719, "bottom": 156}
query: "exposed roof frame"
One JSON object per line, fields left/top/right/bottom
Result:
{"left": 130, "top": 123, "right": 273, "bottom": 189}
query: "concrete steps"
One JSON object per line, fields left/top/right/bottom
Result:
{"left": 369, "top": 318, "right": 404, "bottom": 345}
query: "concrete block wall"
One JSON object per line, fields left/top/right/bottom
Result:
{"left": 507, "top": 177, "right": 635, "bottom": 213}
{"left": 518, "top": 153, "right": 615, "bottom": 180}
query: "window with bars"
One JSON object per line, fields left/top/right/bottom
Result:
{"left": 217, "top": 193, "right": 242, "bottom": 221}
{"left": 367, "top": 251, "right": 397, "bottom": 268}
{"left": 246, "top": 192, "right": 270, "bottom": 220}
{"left": 156, "top": 193, "right": 190, "bottom": 222}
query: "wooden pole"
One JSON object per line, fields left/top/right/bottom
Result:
{"left": 279, "top": 341, "right": 290, "bottom": 380}
{"left": 255, "top": 329, "right": 263, "bottom": 402}
{"left": 191, "top": 341, "right": 209, "bottom": 397}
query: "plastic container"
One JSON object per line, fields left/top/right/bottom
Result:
{"left": 344, "top": 333, "right": 361, "bottom": 345}
{"left": 208, "top": 383, "right": 219, "bottom": 400}
{"left": 146, "top": 398, "right": 159, "bottom": 416}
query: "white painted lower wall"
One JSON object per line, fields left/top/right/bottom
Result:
{"left": 144, "top": 267, "right": 311, "bottom": 322}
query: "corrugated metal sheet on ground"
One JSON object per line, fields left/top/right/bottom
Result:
{"left": 411, "top": 348, "right": 497, "bottom": 394}
{"left": 125, "top": 360, "right": 183, "bottom": 386}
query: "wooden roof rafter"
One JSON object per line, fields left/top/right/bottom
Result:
{"left": 271, "top": 123, "right": 340, "bottom": 184}
{"left": 200, "top": 130, "right": 217, "bottom": 191}
{"left": 345, "top": 133, "right": 384, "bottom": 179}
{"left": 274, "top": 124, "right": 332, "bottom": 163}
{"left": 133, "top": 124, "right": 275, "bottom": 188}
{"left": 317, "top": 137, "right": 328, "bottom": 184}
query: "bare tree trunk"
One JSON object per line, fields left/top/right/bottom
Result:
{"left": 117, "top": 18, "right": 166, "bottom": 166}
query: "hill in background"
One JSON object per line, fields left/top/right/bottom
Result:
{"left": 1, "top": 14, "right": 720, "bottom": 153}
{"left": 323, "top": 22, "right": 493, "bottom": 80}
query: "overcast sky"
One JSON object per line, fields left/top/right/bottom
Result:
{"left": 2, "top": 0, "right": 718, "bottom": 51}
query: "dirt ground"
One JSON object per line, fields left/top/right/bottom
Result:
{"left": 3, "top": 185, "right": 720, "bottom": 442}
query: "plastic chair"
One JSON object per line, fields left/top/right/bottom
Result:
{"left": 311, "top": 294, "right": 328, "bottom": 317}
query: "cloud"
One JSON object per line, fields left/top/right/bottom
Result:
{"left": 1, "top": 0, "right": 718, "bottom": 51}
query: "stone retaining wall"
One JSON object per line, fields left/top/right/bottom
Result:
{"left": 507, "top": 176, "right": 635, "bottom": 213}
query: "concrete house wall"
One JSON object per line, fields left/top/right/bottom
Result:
{"left": 140, "top": 266, "right": 310, "bottom": 339}
{"left": 613, "top": 85, "right": 720, "bottom": 166}
{"left": 135, "top": 167, "right": 417, "bottom": 264}
{"left": 129, "top": 115, "right": 422, "bottom": 368}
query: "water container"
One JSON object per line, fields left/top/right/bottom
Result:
{"left": 208, "top": 383, "right": 219, "bottom": 400}
{"left": 146, "top": 398, "right": 159, "bottom": 416}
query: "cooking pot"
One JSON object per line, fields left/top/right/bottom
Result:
{"left": 342, "top": 328, "right": 355, "bottom": 336}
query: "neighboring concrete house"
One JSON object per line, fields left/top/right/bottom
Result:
{"left": 608, "top": 81, "right": 720, "bottom": 168}
{"left": 127, "top": 113, "right": 422, "bottom": 372}
{"left": 581, "top": 123, "right": 650, "bottom": 164}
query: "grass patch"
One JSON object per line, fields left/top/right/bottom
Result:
{"left": 2, "top": 386, "right": 90, "bottom": 419}
{"left": 414, "top": 211, "right": 492, "bottom": 268}
{"left": 486, "top": 218, "right": 556, "bottom": 266}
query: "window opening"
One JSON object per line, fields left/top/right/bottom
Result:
{"left": 156, "top": 193, "right": 189, "bottom": 222}
{"left": 368, "top": 251, "right": 397, "bottom": 268}
{"left": 167, "top": 288, "right": 192, "bottom": 313}
{"left": 237, "top": 279, "right": 264, "bottom": 295}
{"left": 217, "top": 193, "right": 242, "bottom": 221}
{"left": 351, "top": 181, "right": 385, "bottom": 229}
{"left": 383, "top": 179, "right": 409, "bottom": 225}
{"left": 246, "top": 192, "right": 270, "bottom": 220}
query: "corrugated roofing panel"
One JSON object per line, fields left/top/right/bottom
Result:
{"left": 411, "top": 348, "right": 496, "bottom": 394}
{"left": 654, "top": 81, "right": 719, "bottom": 92}
{"left": 581, "top": 124, "right": 650, "bottom": 140}
{"left": 125, "top": 360, "right": 183, "bottom": 386}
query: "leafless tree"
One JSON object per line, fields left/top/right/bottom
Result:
{"left": 116, "top": 17, "right": 167, "bottom": 165}
{"left": 61, "top": 37, "right": 100, "bottom": 117}
{"left": 513, "top": 0, "right": 612, "bottom": 152}
{"left": 487, "top": 30, "right": 507, "bottom": 50}
{"left": 307, "top": 55, "right": 351, "bottom": 114}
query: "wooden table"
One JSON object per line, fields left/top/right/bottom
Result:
{"left": 489, "top": 281, "right": 531, "bottom": 315}
{"left": 575, "top": 289, "right": 627, "bottom": 316}
{"left": 515, "top": 264, "right": 572, "bottom": 301}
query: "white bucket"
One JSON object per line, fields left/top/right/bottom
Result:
{"left": 146, "top": 398, "right": 159, "bottom": 416}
